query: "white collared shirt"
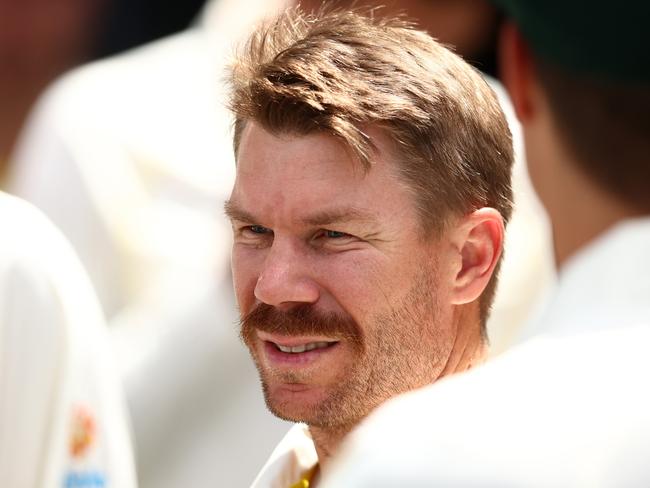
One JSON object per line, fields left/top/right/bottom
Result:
{"left": 323, "top": 218, "right": 650, "bottom": 487}
{"left": 251, "top": 424, "right": 318, "bottom": 488}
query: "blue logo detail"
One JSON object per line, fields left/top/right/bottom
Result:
{"left": 63, "top": 470, "right": 107, "bottom": 488}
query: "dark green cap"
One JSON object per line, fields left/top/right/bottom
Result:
{"left": 492, "top": 0, "right": 650, "bottom": 82}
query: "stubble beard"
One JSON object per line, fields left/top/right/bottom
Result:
{"left": 240, "top": 269, "right": 450, "bottom": 431}
{"left": 241, "top": 303, "right": 366, "bottom": 429}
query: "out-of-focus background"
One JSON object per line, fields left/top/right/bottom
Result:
{"left": 1, "top": 1, "right": 554, "bottom": 487}
{"left": 0, "top": 0, "right": 506, "bottom": 180}
{"left": 0, "top": 0, "right": 209, "bottom": 177}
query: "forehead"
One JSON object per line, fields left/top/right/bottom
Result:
{"left": 231, "top": 123, "right": 416, "bottom": 224}
{"left": 236, "top": 122, "right": 361, "bottom": 184}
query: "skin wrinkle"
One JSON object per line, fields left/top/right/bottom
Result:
{"left": 225, "top": 199, "right": 385, "bottom": 240}
{"left": 439, "top": 306, "right": 478, "bottom": 376}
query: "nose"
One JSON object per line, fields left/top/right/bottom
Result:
{"left": 254, "top": 238, "right": 320, "bottom": 310}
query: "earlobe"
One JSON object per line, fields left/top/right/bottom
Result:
{"left": 451, "top": 208, "right": 504, "bottom": 305}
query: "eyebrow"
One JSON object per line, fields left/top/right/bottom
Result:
{"left": 224, "top": 200, "right": 257, "bottom": 224}
{"left": 224, "top": 200, "right": 377, "bottom": 227}
{"left": 301, "top": 208, "right": 377, "bottom": 227}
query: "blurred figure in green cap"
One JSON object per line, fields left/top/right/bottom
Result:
{"left": 496, "top": 0, "right": 650, "bottom": 264}
{"left": 321, "top": 2, "right": 650, "bottom": 486}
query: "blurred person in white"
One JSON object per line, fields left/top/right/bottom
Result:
{"left": 0, "top": 192, "right": 136, "bottom": 488}
{"left": 322, "top": 1, "right": 650, "bottom": 487}
{"left": 7, "top": 1, "right": 292, "bottom": 487}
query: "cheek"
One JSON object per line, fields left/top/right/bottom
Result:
{"left": 231, "top": 246, "right": 264, "bottom": 313}
{"left": 315, "top": 252, "right": 400, "bottom": 315}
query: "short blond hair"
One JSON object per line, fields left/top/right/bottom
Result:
{"left": 228, "top": 7, "right": 513, "bottom": 326}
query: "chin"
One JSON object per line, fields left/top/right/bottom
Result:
{"left": 266, "top": 402, "right": 314, "bottom": 424}
{"left": 264, "top": 383, "right": 366, "bottom": 431}
{"left": 263, "top": 383, "right": 328, "bottom": 422}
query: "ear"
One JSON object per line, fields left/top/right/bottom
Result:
{"left": 499, "top": 21, "right": 536, "bottom": 122}
{"left": 450, "top": 208, "right": 505, "bottom": 305}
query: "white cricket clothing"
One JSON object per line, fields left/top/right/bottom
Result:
{"left": 0, "top": 193, "right": 136, "bottom": 488}
{"left": 250, "top": 424, "right": 318, "bottom": 488}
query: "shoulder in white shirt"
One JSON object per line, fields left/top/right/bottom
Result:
{"left": 0, "top": 192, "right": 136, "bottom": 488}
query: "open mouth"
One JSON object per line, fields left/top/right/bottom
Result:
{"left": 257, "top": 331, "right": 342, "bottom": 366}
{"left": 273, "top": 341, "right": 338, "bottom": 354}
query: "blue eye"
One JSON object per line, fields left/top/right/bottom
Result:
{"left": 249, "top": 225, "right": 271, "bottom": 234}
{"left": 325, "top": 230, "right": 347, "bottom": 238}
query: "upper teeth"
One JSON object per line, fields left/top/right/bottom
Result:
{"left": 276, "top": 341, "right": 332, "bottom": 353}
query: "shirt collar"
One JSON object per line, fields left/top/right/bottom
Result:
{"left": 251, "top": 424, "right": 318, "bottom": 488}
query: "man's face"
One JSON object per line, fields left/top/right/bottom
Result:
{"left": 227, "top": 123, "right": 459, "bottom": 430}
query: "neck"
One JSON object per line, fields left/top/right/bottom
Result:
{"left": 522, "top": 90, "right": 641, "bottom": 270}
{"left": 440, "top": 305, "right": 488, "bottom": 377}
{"left": 530, "top": 138, "right": 639, "bottom": 269}
{"left": 308, "top": 424, "right": 351, "bottom": 483}
{"left": 550, "top": 165, "right": 639, "bottom": 269}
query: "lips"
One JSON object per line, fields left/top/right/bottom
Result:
{"left": 257, "top": 331, "right": 341, "bottom": 366}
{"left": 274, "top": 341, "right": 334, "bottom": 353}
